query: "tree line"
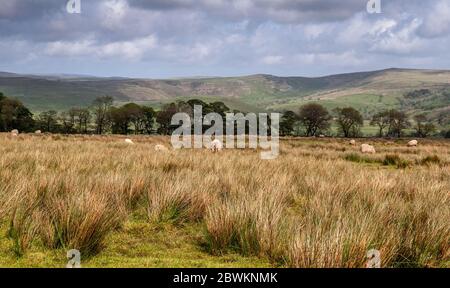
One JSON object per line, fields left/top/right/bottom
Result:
{"left": 0, "top": 93, "right": 233, "bottom": 136}
{"left": 279, "top": 103, "right": 441, "bottom": 138}
{"left": 0, "top": 92, "right": 448, "bottom": 138}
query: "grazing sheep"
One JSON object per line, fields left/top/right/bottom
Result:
{"left": 125, "top": 139, "right": 134, "bottom": 144}
{"left": 209, "top": 139, "right": 223, "bottom": 152}
{"left": 407, "top": 140, "right": 418, "bottom": 147}
{"left": 11, "top": 129, "right": 19, "bottom": 136}
{"left": 349, "top": 139, "right": 356, "bottom": 145}
{"left": 154, "top": 144, "right": 169, "bottom": 152}
{"left": 35, "top": 130, "right": 42, "bottom": 134}
{"left": 361, "top": 144, "right": 376, "bottom": 154}
{"left": 319, "top": 134, "right": 325, "bottom": 138}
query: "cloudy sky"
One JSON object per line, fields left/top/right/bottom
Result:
{"left": 0, "top": 0, "right": 449, "bottom": 78}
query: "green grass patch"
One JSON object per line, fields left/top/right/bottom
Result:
{"left": 0, "top": 218, "right": 271, "bottom": 268}
{"left": 383, "top": 154, "right": 410, "bottom": 169}
{"left": 343, "top": 153, "right": 380, "bottom": 164}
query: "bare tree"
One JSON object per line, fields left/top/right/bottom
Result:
{"left": 370, "top": 111, "right": 390, "bottom": 137}
{"left": 387, "top": 110, "right": 409, "bottom": 138}
{"left": 414, "top": 114, "right": 436, "bottom": 138}
{"left": 92, "top": 96, "right": 113, "bottom": 134}
{"left": 38, "top": 110, "right": 58, "bottom": 133}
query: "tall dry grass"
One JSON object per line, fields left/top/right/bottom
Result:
{"left": 0, "top": 134, "right": 448, "bottom": 267}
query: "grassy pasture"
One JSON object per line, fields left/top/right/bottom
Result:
{"left": 0, "top": 134, "right": 448, "bottom": 268}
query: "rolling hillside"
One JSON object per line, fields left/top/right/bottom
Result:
{"left": 0, "top": 68, "right": 449, "bottom": 123}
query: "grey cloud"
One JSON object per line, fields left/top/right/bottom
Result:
{"left": 0, "top": 0, "right": 449, "bottom": 78}
{"left": 0, "top": 0, "right": 64, "bottom": 20}
{"left": 128, "top": 0, "right": 366, "bottom": 23}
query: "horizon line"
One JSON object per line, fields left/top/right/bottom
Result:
{"left": 1, "top": 67, "right": 450, "bottom": 81}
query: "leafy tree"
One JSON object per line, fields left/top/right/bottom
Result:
{"left": 92, "top": 96, "right": 113, "bottom": 134}
{"left": 370, "top": 111, "right": 390, "bottom": 137}
{"left": 187, "top": 99, "right": 211, "bottom": 114}
{"left": 65, "top": 107, "right": 91, "bottom": 134}
{"left": 110, "top": 106, "right": 130, "bottom": 134}
{"left": 38, "top": 110, "right": 59, "bottom": 133}
{"left": 280, "top": 111, "right": 298, "bottom": 136}
{"left": 0, "top": 96, "right": 35, "bottom": 132}
{"left": 209, "top": 101, "right": 229, "bottom": 117}
{"left": 156, "top": 103, "right": 178, "bottom": 135}
{"left": 413, "top": 114, "right": 436, "bottom": 138}
{"left": 298, "top": 103, "right": 331, "bottom": 136}
{"left": 442, "top": 130, "right": 450, "bottom": 139}
{"left": 334, "top": 107, "right": 363, "bottom": 138}
{"left": 187, "top": 100, "right": 230, "bottom": 133}
{"left": 141, "top": 106, "right": 156, "bottom": 134}
{"left": 122, "top": 103, "right": 145, "bottom": 134}
{"left": 60, "top": 110, "right": 76, "bottom": 134}
{"left": 77, "top": 108, "right": 91, "bottom": 134}
{"left": 387, "top": 109, "right": 409, "bottom": 138}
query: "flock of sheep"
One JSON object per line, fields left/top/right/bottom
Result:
{"left": 124, "top": 138, "right": 223, "bottom": 152}
{"left": 9, "top": 129, "right": 418, "bottom": 154}
{"left": 124, "top": 136, "right": 418, "bottom": 154}
{"left": 356, "top": 139, "right": 418, "bottom": 154}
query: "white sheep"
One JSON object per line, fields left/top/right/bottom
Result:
{"left": 349, "top": 139, "right": 356, "bottom": 145}
{"left": 407, "top": 140, "right": 418, "bottom": 147}
{"left": 11, "top": 129, "right": 19, "bottom": 136}
{"left": 209, "top": 139, "right": 223, "bottom": 152}
{"left": 361, "top": 144, "right": 376, "bottom": 154}
{"left": 125, "top": 138, "right": 134, "bottom": 144}
{"left": 35, "top": 130, "right": 42, "bottom": 134}
{"left": 154, "top": 144, "right": 169, "bottom": 152}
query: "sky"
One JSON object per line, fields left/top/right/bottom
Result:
{"left": 0, "top": 0, "right": 450, "bottom": 78}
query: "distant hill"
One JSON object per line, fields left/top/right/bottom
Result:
{"left": 0, "top": 68, "right": 449, "bottom": 124}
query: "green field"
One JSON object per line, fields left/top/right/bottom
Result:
{"left": 269, "top": 93, "right": 402, "bottom": 116}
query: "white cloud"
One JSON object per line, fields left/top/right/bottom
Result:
{"left": 45, "top": 35, "right": 158, "bottom": 60}
{"left": 46, "top": 40, "right": 95, "bottom": 57}
{"left": 303, "top": 24, "right": 330, "bottom": 40}
{"left": 100, "top": 0, "right": 130, "bottom": 29}
{"left": 262, "top": 55, "right": 284, "bottom": 65}
{"left": 295, "top": 51, "right": 364, "bottom": 67}
{"left": 369, "top": 19, "right": 397, "bottom": 36}
{"left": 101, "top": 35, "right": 157, "bottom": 59}
{"left": 370, "top": 18, "right": 424, "bottom": 54}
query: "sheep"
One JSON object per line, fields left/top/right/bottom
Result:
{"left": 11, "top": 129, "right": 19, "bottom": 136}
{"left": 407, "top": 140, "right": 418, "bottom": 147}
{"left": 349, "top": 139, "right": 356, "bottom": 145}
{"left": 209, "top": 139, "right": 223, "bottom": 152}
{"left": 35, "top": 130, "right": 42, "bottom": 134}
{"left": 319, "top": 134, "right": 326, "bottom": 138}
{"left": 124, "top": 139, "right": 134, "bottom": 144}
{"left": 154, "top": 144, "right": 169, "bottom": 152}
{"left": 361, "top": 144, "right": 376, "bottom": 154}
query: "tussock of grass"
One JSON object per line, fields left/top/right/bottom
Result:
{"left": 5, "top": 177, "right": 128, "bottom": 256}
{"left": 419, "top": 155, "right": 441, "bottom": 166}
{"left": 204, "top": 195, "right": 287, "bottom": 262}
{"left": 383, "top": 154, "right": 410, "bottom": 169}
